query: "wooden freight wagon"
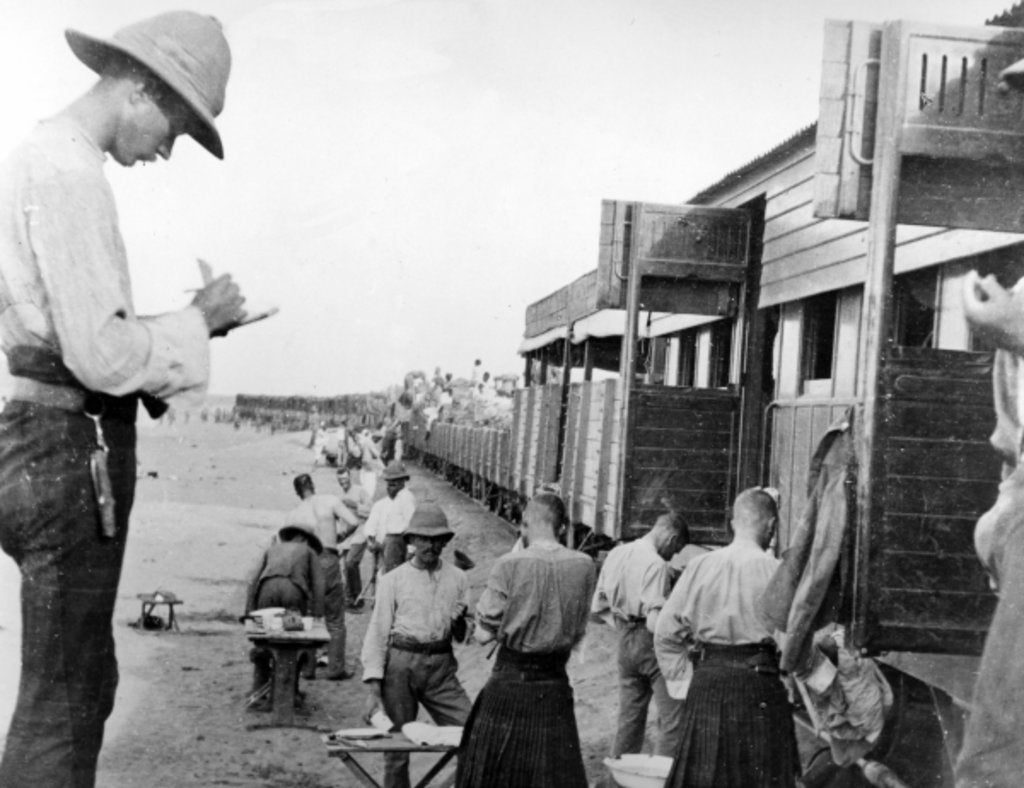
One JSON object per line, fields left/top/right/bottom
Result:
{"left": 519, "top": 200, "right": 757, "bottom": 543}
{"left": 678, "top": 14, "right": 1024, "bottom": 780}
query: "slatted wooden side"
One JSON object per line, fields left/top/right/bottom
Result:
{"left": 768, "top": 399, "right": 859, "bottom": 550}
{"left": 511, "top": 388, "right": 531, "bottom": 495}
{"left": 559, "top": 383, "right": 584, "bottom": 522}
{"left": 573, "top": 379, "right": 623, "bottom": 537}
{"left": 496, "top": 429, "right": 511, "bottom": 490}
{"left": 520, "top": 384, "right": 562, "bottom": 496}
{"left": 856, "top": 348, "right": 999, "bottom": 655}
{"left": 623, "top": 386, "right": 740, "bottom": 544}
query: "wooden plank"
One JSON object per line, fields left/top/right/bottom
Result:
{"left": 593, "top": 379, "right": 619, "bottom": 537}
{"left": 572, "top": 383, "right": 593, "bottom": 523}
{"left": 876, "top": 551, "right": 991, "bottom": 595}
{"left": 884, "top": 440, "right": 1001, "bottom": 480}
{"left": 631, "top": 448, "right": 732, "bottom": 471}
{"left": 872, "top": 589, "right": 994, "bottom": 631}
{"left": 510, "top": 389, "right": 526, "bottom": 493}
{"left": 885, "top": 476, "right": 1000, "bottom": 518}
{"left": 880, "top": 513, "right": 980, "bottom": 555}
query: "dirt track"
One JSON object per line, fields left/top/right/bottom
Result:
{"left": 0, "top": 420, "right": 623, "bottom": 787}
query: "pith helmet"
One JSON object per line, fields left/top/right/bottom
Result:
{"left": 279, "top": 523, "right": 324, "bottom": 554}
{"left": 404, "top": 503, "right": 454, "bottom": 542}
{"left": 65, "top": 11, "right": 231, "bottom": 158}
{"left": 382, "top": 461, "right": 410, "bottom": 481}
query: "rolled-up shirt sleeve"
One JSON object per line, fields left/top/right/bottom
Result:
{"left": 475, "top": 560, "right": 510, "bottom": 637}
{"left": 24, "top": 167, "right": 209, "bottom": 399}
{"left": 654, "top": 570, "right": 695, "bottom": 693}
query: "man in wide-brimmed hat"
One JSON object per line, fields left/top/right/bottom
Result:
{"left": 364, "top": 461, "right": 417, "bottom": 574}
{"left": 362, "top": 503, "right": 472, "bottom": 788}
{"left": 0, "top": 11, "right": 247, "bottom": 786}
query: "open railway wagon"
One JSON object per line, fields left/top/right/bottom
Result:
{"left": 410, "top": 13, "right": 1024, "bottom": 784}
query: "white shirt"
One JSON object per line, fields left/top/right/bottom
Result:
{"left": 363, "top": 487, "right": 416, "bottom": 540}
{"left": 0, "top": 116, "right": 209, "bottom": 400}
{"left": 591, "top": 536, "right": 671, "bottom": 633}
{"left": 654, "top": 537, "right": 779, "bottom": 697}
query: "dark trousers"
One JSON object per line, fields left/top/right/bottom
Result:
{"left": 0, "top": 402, "right": 136, "bottom": 788}
{"left": 614, "top": 625, "right": 685, "bottom": 758}
{"left": 321, "top": 551, "right": 348, "bottom": 677}
{"left": 344, "top": 541, "right": 366, "bottom": 602}
{"left": 382, "top": 647, "right": 471, "bottom": 788}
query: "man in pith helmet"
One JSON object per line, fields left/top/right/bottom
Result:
{"left": 361, "top": 503, "right": 472, "bottom": 788}
{"left": 0, "top": 11, "right": 246, "bottom": 786}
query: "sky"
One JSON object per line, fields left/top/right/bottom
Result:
{"left": 0, "top": 0, "right": 1005, "bottom": 398}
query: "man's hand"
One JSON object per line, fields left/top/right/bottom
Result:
{"left": 963, "top": 271, "right": 1024, "bottom": 354}
{"left": 192, "top": 273, "right": 246, "bottom": 338}
{"left": 363, "top": 679, "right": 385, "bottom": 725}
{"left": 473, "top": 624, "right": 495, "bottom": 645}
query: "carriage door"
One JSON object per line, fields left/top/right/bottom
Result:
{"left": 598, "top": 200, "right": 753, "bottom": 543}
{"left": 813, "top": 19, "right": 1024, "bottom": 652}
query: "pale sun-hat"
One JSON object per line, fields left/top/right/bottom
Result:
{"left": 65, "top": 11, "right": 231, "bottom": 158}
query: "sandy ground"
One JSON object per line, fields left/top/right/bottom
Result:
{"left": 0, "top": 419, "right": 625, "bottom": 787}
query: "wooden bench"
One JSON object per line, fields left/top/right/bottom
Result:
{"left": 136, "top": 591, "right": 183, "bottom": 631}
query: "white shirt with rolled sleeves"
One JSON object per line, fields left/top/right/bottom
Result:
{"left": 591, "top": 536, "right": 671, "bottom": 634}
{"left": 0, "top": 117, "right": 209, "bottom": 401}
{"left": 360, "top": 559, "right": 468, "bottom": 681}
{"left": 363, "top": 488, "right": 416, "bottom": 541}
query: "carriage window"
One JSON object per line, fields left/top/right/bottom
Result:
{"left": 678, "top": 330, "right": 697, "bottom": 387}
{"left": 894, "top": 268, "right": 937, "bottom": 348}
{"left": 708, "top": 320, "right": 732, "bottom": 388}
{"left": 801, "top": 292, "right": 837, "bottom": 395}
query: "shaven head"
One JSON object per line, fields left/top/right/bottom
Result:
{"left": 650, "top": 510, "right": 689, "bottom": 560}
{"left": 521, "top": 492, "right": 567, "bottom": 547}
{"left": 730, "top": 487, "right": 778, "bottom": 548}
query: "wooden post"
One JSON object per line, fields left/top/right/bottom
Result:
{"left": 852, "top": 21, "right": 904, "bottom": 650}
{"left": 555, "top": 329, "right": 573, "bottom": 486}
{"left": 736, "top": 195, "right": 767, "bottom": 492}
{"left": 523, "top": 353, "right": 532, "bottom": 387}
{"left": 617, "top": 256, "right": 643, "bottom": 538}
{"left": 583, "top": 339, "right": 594, "bottom": 381}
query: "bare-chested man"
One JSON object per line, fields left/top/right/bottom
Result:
{"left": 285, "top": 474, "right": 359, "bottom": 679}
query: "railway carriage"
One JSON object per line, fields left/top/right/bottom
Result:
{"left": 236, "top": 10, "right": 1024, "bottom": 782}
{"left": 407, "top": 13, "right": 1024, "bottom": 782}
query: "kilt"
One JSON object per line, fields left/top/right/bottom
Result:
{"left": 665, "top": 643, "right": 798, "bottom": 788}
{"left": 456, "top": 647, "right": 587, "bottom": 788}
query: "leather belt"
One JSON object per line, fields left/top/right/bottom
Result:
{"left": 11, "top": 377, "right": 139, "bottom": 423}
{"left": 390, "top": 635, "right": 452, "bottom": 655}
